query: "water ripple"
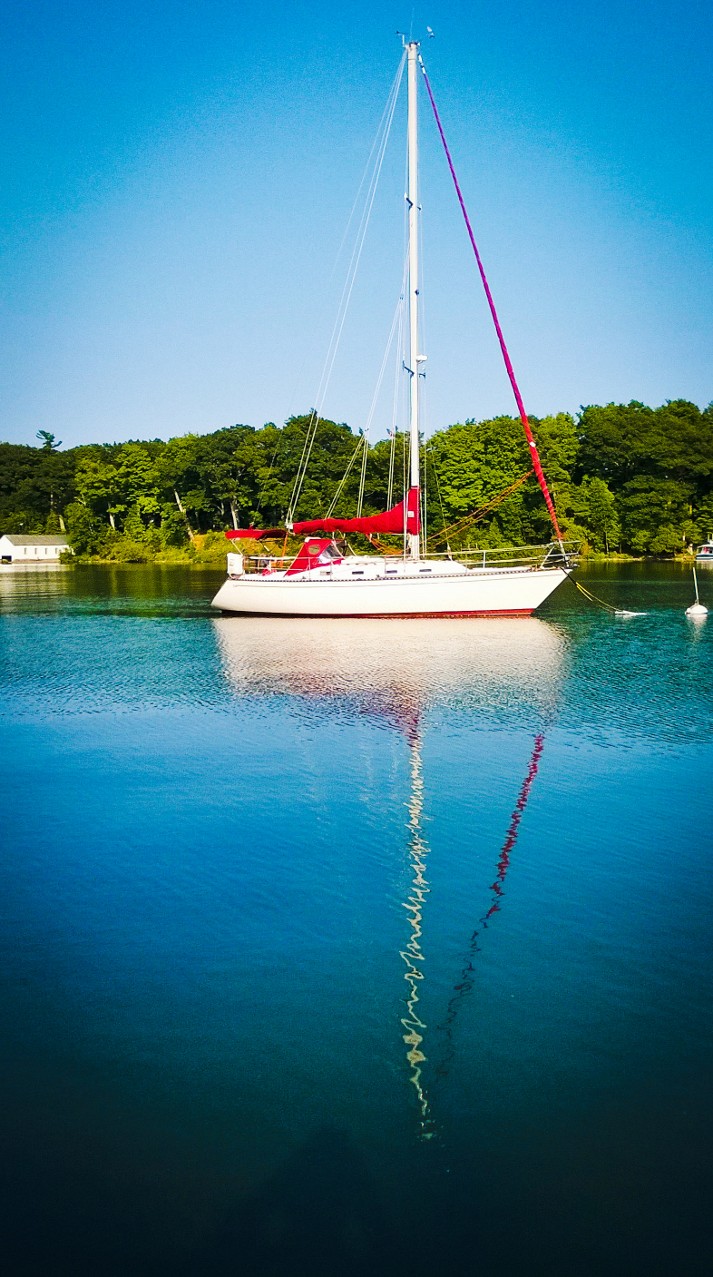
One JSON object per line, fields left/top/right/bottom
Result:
{"left": 1, "top": 566, "right": 711, "bottom": 752}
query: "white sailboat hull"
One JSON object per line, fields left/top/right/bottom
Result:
{"left": 212, "top": 563, "right": 572, "bottom": 617}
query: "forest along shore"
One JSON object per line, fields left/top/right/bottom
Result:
{"left": 2, "top": 400, "right": 711, "bottom": 563}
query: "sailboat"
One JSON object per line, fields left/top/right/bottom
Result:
{"left": 212, "top": 40, "right": 576, "bottom": 618}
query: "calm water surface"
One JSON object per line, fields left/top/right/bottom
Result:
{"left": 1, "top": 563, "right": 712, "bottom": 1275}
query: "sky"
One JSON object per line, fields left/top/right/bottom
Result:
{"left": 1, "top": 0, "right": 712, "bottom": 449}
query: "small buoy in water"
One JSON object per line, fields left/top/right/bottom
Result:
{"left": 686, "top": 564, "right": 708, "bottom": 617}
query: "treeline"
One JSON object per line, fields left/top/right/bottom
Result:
{"left": 1, "top": 400, "right": 712, "bottom": 560}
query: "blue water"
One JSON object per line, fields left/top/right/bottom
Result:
{"left": 1, "top": 563, "right": 712, "bottom": 1275}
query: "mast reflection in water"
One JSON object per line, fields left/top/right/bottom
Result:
{"left": 400, "top": 720, "right": 435, "bottom": 1135}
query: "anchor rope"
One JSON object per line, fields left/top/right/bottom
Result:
{"left": 573, "top": 579, "right": 646, "bottom": 617}
{"left": 574, "top": 580, "right": 620, "bottom": 614}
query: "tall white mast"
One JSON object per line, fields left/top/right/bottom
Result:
{"left": 406, "top": 40, "right": 421, "bottom": 560}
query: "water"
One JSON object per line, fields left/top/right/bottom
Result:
{"left": 1, "top": 562, "right": 711, "bottom": 1275}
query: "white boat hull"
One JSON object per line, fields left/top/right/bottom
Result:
{"left": 211, "top": 563, "right": 572, "bottom": 617}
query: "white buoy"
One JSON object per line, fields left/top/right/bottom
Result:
{"left": 686, "top": 564, "right": 708, "bottom": 618}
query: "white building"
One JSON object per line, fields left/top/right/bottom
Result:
{"left": 0, "top": 534, "right": 70, "bottom": 563}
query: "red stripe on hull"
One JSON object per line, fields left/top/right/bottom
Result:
{"left": 218, "top": 608, "right": 535, "bottom": 619}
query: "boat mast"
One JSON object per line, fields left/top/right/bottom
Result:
{"left": 406, "top": 40, "right": 421, "bottom": 560}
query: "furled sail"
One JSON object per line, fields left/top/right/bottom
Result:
{"left": 226, "top": 487, "right": 420, "bottom": 541}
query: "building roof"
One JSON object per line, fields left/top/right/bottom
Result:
{"left": 0, "top": 535, "right": 69, "bottom": 546}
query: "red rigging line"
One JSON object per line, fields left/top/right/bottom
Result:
{"left": 434, "top": 731, "right": 546, "bottom": 1082}
{"left": 484, "top": 732, "right": 545, "bottom": 917}
{"left": 418, "top": 55, "right": 564, "bottom": 547}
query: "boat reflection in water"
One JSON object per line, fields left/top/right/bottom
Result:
{"left": 213, "top": 616, "right": 565, "bottom": 1135}
{"left": 212, "top": 616, "right": 565, "bottom": 722}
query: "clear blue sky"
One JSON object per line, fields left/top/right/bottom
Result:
{"left": 1, "top": 0, "right": 711, "bottom": 448}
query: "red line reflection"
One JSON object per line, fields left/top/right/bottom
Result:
{"left": 434, "top": 732, "right": 545, "bottom": 1080}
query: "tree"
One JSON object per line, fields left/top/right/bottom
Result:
{"left": 574, "top": 477, "right": 621, "bottom": 552}
{"left": 63, "top": 501, "right": 107, "bottom": 556}
{"left": 36, "top": 430, "right": 62, "bottom": 450}
{"left": 73, "top": 452, "right": 122, "bottom": 528}
{"left": 2, "top": 397, "right": 712, "bottom": 558}
{"left": 197, "top": 424, "right": 257, "bottom": 528}
{"left": 0, "top": 442, "right": 75, "bottom": 530}
{"left": 577, "top": 400, "right": 713, "bottom": 491}
{"left": 618, "top": 476, "right": 692, "bottom": 555}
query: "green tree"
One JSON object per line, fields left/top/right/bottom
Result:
{"left": 573, "top": 477, "right": 621, "bottom": 552}
{"left": 0, "top": 442, "right": 75, "bottom": 530}
{"left": 73, "top": 452, "right": 122, "bottom": 527}
{"left": 63, "top": 500, "right": 107, "bottom": 555}
{"left": 36, "top": 430, "right": 61, "bottom": 450}
{"left": 198, "top": 424, "right": 257, "bottom": 528}
{"left": 618, "top": 476, "right": 691, "bottom": 555}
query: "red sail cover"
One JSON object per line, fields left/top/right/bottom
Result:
{"left": 294, "top": 487, "right": 420, "bottom": 536}
{"left": 225, "top": 487, "right": 420, "bottom": 540}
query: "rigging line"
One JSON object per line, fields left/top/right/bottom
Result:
{"left": 290, "top": 90, "right": 401, "bottom": 522}
{"left": 387, "top": 300, "right": 405, "bottom": 508}
{"left": 325, "top": 433, "right": 366, "bottom": 518}
{"left": 403, "top": 430, "right": 409, "bottom": 501}
{"left": 289, "top": 57, "right": 405, "bottom": 520}
{"left": 356, "top": 427, "right": 369, "bottom": 517}
{"left": 415, "top": 186, "right": 429, "bottom": 557}
{"left": 418, "top": 54, "right": 564, "bottom": 549}
{"left": 420, "top": 384, "right": 428, "bottom": 549}
{"left": 290, "top": 151, "right": 389, "bottom": 518}
{"left": 355, "top": 267, "right": 409, "bottom": 515}
{"left": 268, "top": 55, "right": 407, "bottom": 450}
{"left": 427, "top": 470, "right": 534, "bottom": 546}
{"left": 388, "top": 118, "right": 411, "bottom": 509}
{"left": 328, "top": 50, "right": 408, "bottom": 287}
{"left": 426, "top": 442, "right": 450, "bottom": 551}
{"left": 254, "top": 436, "right": 281, "bottom": 520}
{"left": 386, "top": 430, "right": 397, "bottom": 512}
{"left": 387, "top": 190, "right": 410, "bottom": 508}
